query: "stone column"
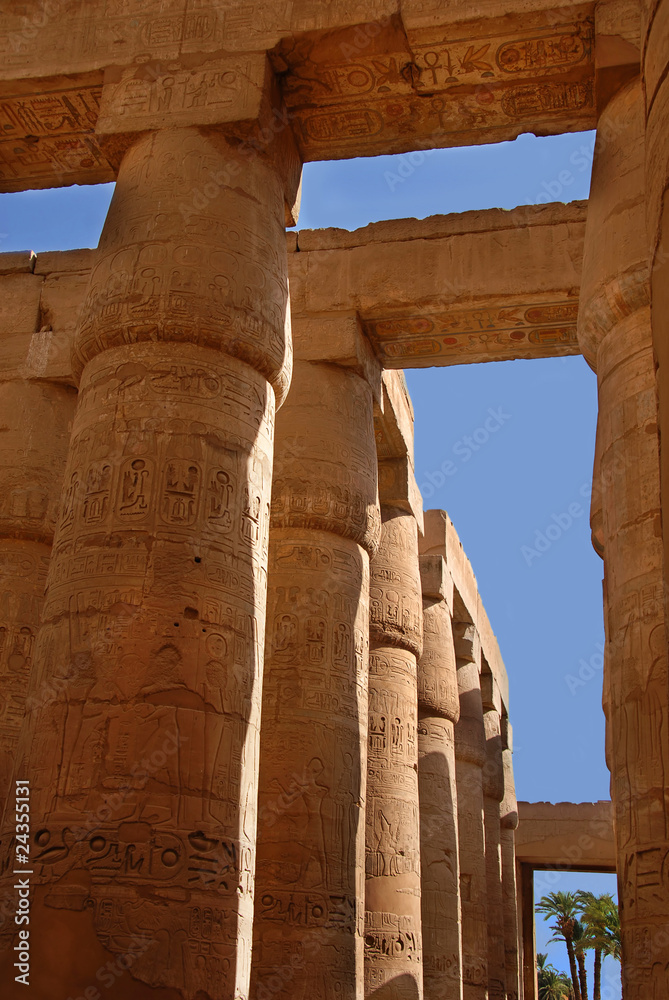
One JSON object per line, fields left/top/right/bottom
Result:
{"left": 0, "top": 127, "right": 293, "bottom": 1000}
{"left": 578, "top": 79, "right": 669, "bottom": 996}
{"left": 499, "top": 739, "right": 520, "bottom": 1000}
{"left": 519, "top": 865, "right": 537, "bottom": 1000}
{"left": 251, "top": 349, "right": 380, "bottom": 999}
{"left": 417, "top": 554, "right": 462, "bottom": 1000}
{"left": 482, "top": 700, "right": 505, "bottom": 1000}
{"left": 365, "top": 507, "right": 424, "bottom": 998}
{"left": 0, "top": 379, "right": 76, "bottom": 809}
{"left": 645, "top": 0, "right": 669, "bottom": 633}
{"left": 453, "top": 621, "right": 488, "bottom": 999}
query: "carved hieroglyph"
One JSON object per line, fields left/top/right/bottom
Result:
{"left": 366, "top": 507, "right": 423, "bottom": 998}
{"left": 417, "top": 554, "right": 462, "bottom": 1000}
{"left": 453, "top": 622, "right": 488, "bottom": 999}
{"left": 482, "top": 707, "right": 505, "bottom": 1000}
{"left": 252, "top": 358, "right": 380, "bottom": 1000}
{"left": 273, "top": 9, "right": 595, "bottom": 159}
{"left": 578, "top": 79, "right": 669, "bottom": 998}
{"left": 0, "top": 380, "right": 76, "bottom": 810}
{"left": 0, "top": 127, "right": 291, "bottom": 1000}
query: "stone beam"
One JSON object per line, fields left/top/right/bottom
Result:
{"left": 0, "top": 249, "right": 93, "bottom": 386}
{"left": 0, "top": 199, "right": 586, "bottom": 380}
{"left": 0, "top": 1, "right": 643, "bottom": 192}
{"left": 515, "top": 800, "right": 616, "bottom": 871}
{"left": 288, "top": 202, "right": 587, "bottom": 369}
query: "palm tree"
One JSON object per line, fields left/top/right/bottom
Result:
{"left": 537, "top": 960, "right": 575, "bottom": 1000}
{"left": 572, "top": 920, "right": 589, "bottom": 1000}
{"left": 537, "top": 892, "right": 582, "bottom": 1000}
{"left": 576, "top": 892, "right": 619, "bottom": 1000}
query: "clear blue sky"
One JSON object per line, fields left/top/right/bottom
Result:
{"left": 0, "top": 127, "right": 618, "bottom": 990}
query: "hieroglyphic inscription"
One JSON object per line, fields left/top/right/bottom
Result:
{"left": 253, "top": 359, "right": 379, "bottom": 998}
{"left": 365, "top": 508, "right": 423, "bottom": 993}
{"left": 366, "top": 301, "right": 580, "bottom": 367}
{"left": 277, "top": 14, "right": 595, "bottom": 158}
{"left": 418, "top": 592, "right": 462, "bottom": 999}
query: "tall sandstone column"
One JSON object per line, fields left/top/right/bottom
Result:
{"left": 482, "top": 701, "right": 505, "bottom": 1000}
{"left": 453, "top": 621, "right": 488, "bottom": 999}
{"left": 644, "top": 0, "right": 669, "bottom": 637}
{"left": 0, "top": 126, "right": 294, "bottom": 999}
{"left": 579, "top": 78, "right": 669, "bottom": 996}
{"left": 499, "top": 740, "right": 520, "bottom": 1000}
{"left": 0, "top": 378, "right": 76, "bottom": 808}
{"left": 251, "top": 351, "right": 381, "bottom": 999}
{"left": 417, "top": 553, "right": 462, "bottom": 1000}
{"left": 365, "top": 507, "right": 424, "bottom": 999}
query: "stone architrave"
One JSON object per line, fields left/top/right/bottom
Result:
{"left": 0, "top": 126, "right": 295, "bottom": 1000}
{"left": 482, "top": 702, "right": 506, "bottom": 1000}
{"left": 251, "top": 356, "right": 380, "bottom": 1000}
{"left": 417, "top": 553, "right": 462, "bottom": 1000}
{"left": 500, "top": 742, "right": 520, "bottom": 1000}
{"left": 365, "top": 507, "right": 424, "bottom": 998}
{"left": 453, "top": 621, "right": 488, "bottom": 999}
{"left": 0, "top": 379, "right": 76, "bottom": 810}
{"left": 578, "top": 78, "right": 669, "bottom": 996}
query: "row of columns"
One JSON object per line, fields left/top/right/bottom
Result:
{"left": 0, "top": 144, "right": 520, "bottom": 998}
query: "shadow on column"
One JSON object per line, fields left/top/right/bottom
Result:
{"left": 369, "top": 974, "right": 421, "bottom": 999}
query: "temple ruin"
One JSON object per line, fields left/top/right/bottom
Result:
{"left": 0, "top": 1, "right": 667, "bottom": 997}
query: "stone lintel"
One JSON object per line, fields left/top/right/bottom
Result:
{"left": 515, "top": 801, "right": 616, "bottom": 871}
{"left": 0, "top": 251, "right": 36, "bottom": 275}
{"left": 290, "top": 202, "right": 586, "bottom": 369}
{"left": 4, "top": 3, "right": 650, "bottom": 192}
{"left": 421, "top": 508, "right": 510, "bottom": 713}
{"left": 276, "top": 5, "right": 596, "bottom": 161}
{"left": 0, "top": 250, "right": 90, "bottom": 385}
{"left": 419, "top": 552, "right": 454, "bottom": 610}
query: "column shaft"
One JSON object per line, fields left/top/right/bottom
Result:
{"left": 365, "top": 507, "right": 423, "bottom": 998}
{"left": 0, "top": 380, "right": 76, "bottom": 807}
{"left": 579, "top": 79, "right": 669, "bottom": 996}
{"left": 483, "top": 708, "right": 505, "bottom": 1000}
{"left": 418, "top": 556, "right": 462, "bottom": 1000}
{"left": 252, "top": 359, "right": 380, "bottom": 999}
{"left": 0, "top": 127, "right": 291, "bottom": 1000}
{"left": 453, "top": 624, "right": 488, "bottom": 999}
{"left": 500, "top": 747, "right": 520, "bottom": 1000}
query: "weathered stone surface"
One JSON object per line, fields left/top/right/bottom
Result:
{"left": 366, "top": 506, "right": 424, "bottom": 997}
{"left": 290, "top": 203, "right": 586, "bottom": 369}
{"left": 253, "top": 356, "right": 380, "bottom": 999}
{"left": 500, "top": 746, "right": 520, "bottom": 1000}
{"left": 421, "top": 509, "right": 509, "bottom": 716}
{"left": 578, "top": 77, "right": 669, "bottom": 997}
{"left": 453, "top": 623, "right": 488, "bottom": 1000}
{"left": 515, "top": 801, "right": 616, "bottom": 869}
{"left": 418, "top": 555, "right": 462, "bottom": 1000}
{"left": 0, "top": 2, "right": 600, "bottom": 191}
{"left": 0, "top": 124, "right": 293, "bottom": 1000}
{"left": 482, "top": 707, "right": 505, "bottom": 1000}
{"left": 0, "top": 379, "right": 76, "bottom": 809}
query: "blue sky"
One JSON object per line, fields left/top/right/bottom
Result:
{"left": 0, "top": 128, "right": 618, "bottom": 989}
